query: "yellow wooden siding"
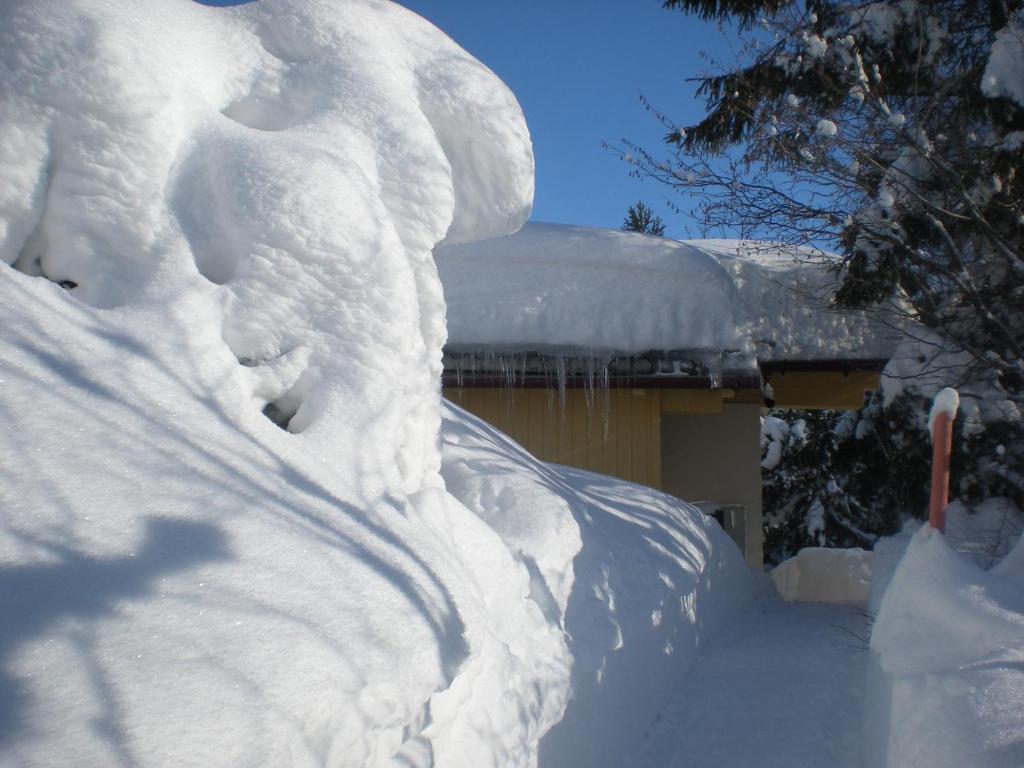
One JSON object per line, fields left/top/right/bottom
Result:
{"left": 661, "top": 389, "right": 726, "bottom": 413}
{"left": 767, "top": 370, "right": 880, "bottom": 410}
{"left": 445, "top": 387, "right": 663, "bottom": 489}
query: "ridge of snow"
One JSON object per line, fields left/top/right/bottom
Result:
{"left": 437, "top": 402, "right": 752, "bottom": 768}
{"left": 436, "top": 222, "right": 741, "bottom": 354}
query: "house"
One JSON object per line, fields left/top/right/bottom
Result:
{"left": 436, "top": 223, "right": 897, "bottom": 565}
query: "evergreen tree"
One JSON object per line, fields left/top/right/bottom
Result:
{"left": 761, "top": 395, "right": 934, "bottom": 564}
{"left": 623, "top": 0, "right": 1024, "bottom": 559}
{"left": 622, "top": 201, "right": 667, "bottom": 236}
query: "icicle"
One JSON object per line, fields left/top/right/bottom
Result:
{"left": 600, "top": 361, "right": 611, "bottom": 442}
{"left": 708, "top": 354, "right": 723, "bottom": 389}
{"left": 584, "top": 355, "right": 595, "bottom": 437}
{"left": 555, "top": 355, "right": 567, "bottom": 417}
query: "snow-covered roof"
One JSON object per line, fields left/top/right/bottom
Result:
{"left": 436, "top": 222, "right": 898, "bottom": 368}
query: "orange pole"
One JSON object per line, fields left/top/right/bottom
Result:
{"left": 929, "top": 412, "right": 953, "bottom": 533}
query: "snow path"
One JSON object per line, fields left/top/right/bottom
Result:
{"left": 631, "top": 582, "right": 868, "bottom": 768}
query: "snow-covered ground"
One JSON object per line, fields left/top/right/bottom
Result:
{"left": 629, "top": 580, "right": 868, "bottom": 768}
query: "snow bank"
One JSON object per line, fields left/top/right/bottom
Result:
{"left": 771, "top": 547, "right": 874, "bottom": 605}
{"left": 945, "top": 498, "right": 1024, "bottom": 570}
{"left": 867, "top": 527, "right": 1024, "bottom": 768}
{"left": 0, "top": 1, "right": 578, "bottom": 765}
{"left": 439, "top": 402, "right": 752, "bottom": 768}
{"left": 436, "top": 224, "right": 897, "bottom": 362}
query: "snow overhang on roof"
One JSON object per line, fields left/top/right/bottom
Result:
{"left": 435, "top": 222, "right": 898, "bottom": 388}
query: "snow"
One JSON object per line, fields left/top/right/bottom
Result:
{"left": 945, "top": 498, "right": 1024, "bottom": 570}
{"left": 436, "top": 223, "right": 740, "bottom": 355}
{"left": 771, "top": 547, "right": 874, "bottom": 605}
{"left": 6, "top": 0, "right": 1020, "bottom": 765}
{"left": 630, "top": 581, "right": 868, "bottom": 768}
{"left": 868, "top": 526, "right": 1024, "bottom": 767}
{"left": 816, "top": 118, "right": 838, "bottom": 137}
{"left": 438, "top": 402, "right": 752, "bottom": 768}
{"left": 0, "top": 6, "right": 757, "bottom": 763}
{"left": 928, "top": 386, "right": 960, "bottom": 440}
{"left": 983, "top": 19, "right": 1024, "bottom": 108}
{"left": 437, "top": 224, "right": 898, "bottom": 364}
{"left": 0, "top": 0, "right": 587, "bottom": 764}
{"left": 760, "top": 415, "right": 789, "bottom": 470}
{"left": 805, "top": 34, "right": 829, "bottom": 59}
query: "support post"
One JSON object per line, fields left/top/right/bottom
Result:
{"left": 928, "top": 411, "right": 953, "bottom": 533}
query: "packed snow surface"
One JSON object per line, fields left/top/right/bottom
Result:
{"left": 630, "top": 581, "right": 868, "bottom": 768}
{"left": 436, "top": 223, "right": 898, "bottom": 362}
{"left": 868, "top": 526, "right": 1024, "bottom": 767}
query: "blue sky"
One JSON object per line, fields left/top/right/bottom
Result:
{"left": 397, "top": 1, "right": 733, "bottom": 238}
{"left": 198, "top": 0, "right": 735, "bottom": 238}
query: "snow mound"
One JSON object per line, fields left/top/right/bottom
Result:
{"left": 943, "top": 499, "right": 1023, "bottom": 569}
{"left": 439, "top": 402, "right": 752, "bottom": 768}
{"left": 771, "top": 547, "right": 873, "bottom": 605}
{"left": 0, "top": 1, "right": 570, "bottom": 765}
{"left": 868, "top": 526, "right": 1024, "bottom": 768}
{"left": 436, "top": 224, "right": 898, "bottom": 362}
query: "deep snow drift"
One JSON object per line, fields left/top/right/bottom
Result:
{"left": 0, "top": 1, "right": 751, "bottom": 766}
{"left": 439, "top": 402, "right": 751, "bottom": 768}
{"left": 0, "top": 0, "right": 561, "bottom": 764}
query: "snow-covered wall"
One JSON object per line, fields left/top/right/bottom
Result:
{"left": 0, "top": 1, "right": 587, "bottom": 765}
{"left": 440, "top": 402, "right": 752, "bottom": 768}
